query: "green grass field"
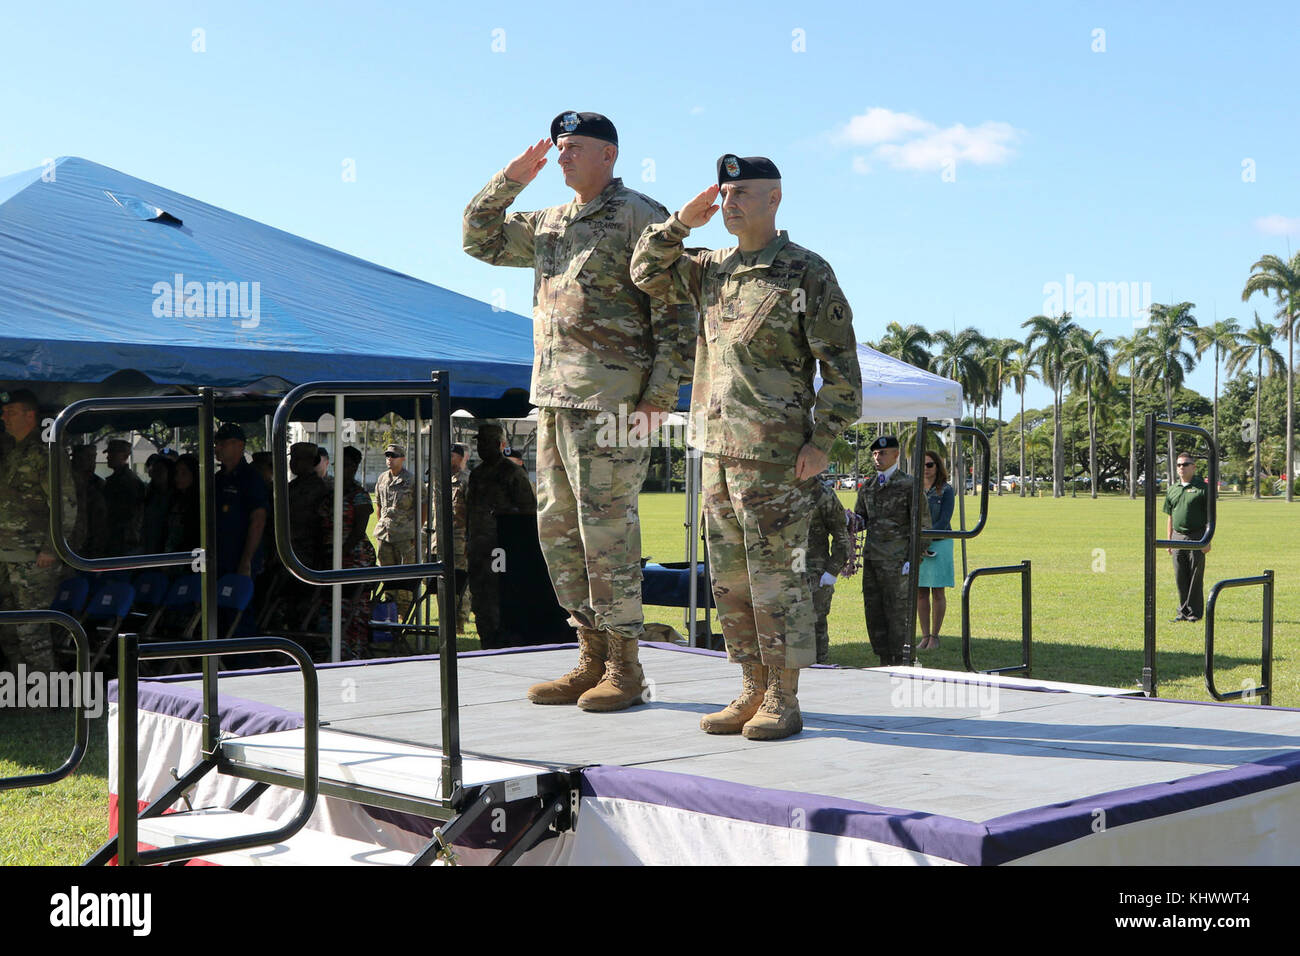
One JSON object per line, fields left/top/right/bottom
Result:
{"left": 2, "top": 492, "right": 1294, "bottom": 864}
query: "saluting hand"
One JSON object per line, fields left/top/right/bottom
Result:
{"left": 678, "top": 185, "right": 720, "bottom": 229}
{"left": 503, "top": 139, "right": 552, "bottom": 186}
{"left": 795, "top": 444, "right": 829, "bottom": 481}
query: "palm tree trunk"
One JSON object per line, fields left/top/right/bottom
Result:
{"left": 1255, "top": 351, "right": 1263, "bottom": 499}
{"left": 1288, "top": 313, "right": 1295, "bottom": 502}
{"left": 996, "top": 391, "right": 1004, "bottom": 496}
{"left": 1166, "top": 377, "right": 1176, "bottom": 484}
{"left": 1212, "top": 347, "right": 1220, "bottom": 456}
{"left": 1019, "top": 389, "right": 1026, "bottom": 498}
{"left": 1128, "top": 360, "right": 1136, "bottom": 499}
{"left": 1087, "top": 371, "right": 1097, "bottom": 498}
{"left": 1054, "top": 386, "right": 1064, "bottom": 497}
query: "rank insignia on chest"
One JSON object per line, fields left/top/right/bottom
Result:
{"left": 222, "top": 504, "right": 230, "bottom": 513}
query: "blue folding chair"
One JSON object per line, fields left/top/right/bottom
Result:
{"left": 216, "top": 574, "right": 255, "bottom": 639}
{"left": 83, "top": 580, "right": 136, "bottom": 670}
{"left": 129, "top": 571, "right": 172, "bottom": 637}
{"left": 49, "top": 576, "right": 91, "bottom": 618}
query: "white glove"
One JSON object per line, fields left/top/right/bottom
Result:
{"left": 819, "top": 572, "right": 836, "bottom": 588}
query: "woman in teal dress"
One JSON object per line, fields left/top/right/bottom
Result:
{"left": 918, "top": 450, "right": 955, "bottom": 651}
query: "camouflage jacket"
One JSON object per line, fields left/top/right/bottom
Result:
{"left": 807, "top": 480, "right": 850, "bottom": 577}
{"left": 430, "top": 467, "right": 468, "bottom": 569}
{"left": 853, "top": 469, "right": 930, "bottom": 562}
{"left": 631, "top": 216, "right": 861, "bottom": 464}
{"left": 374, "top": 467, "right": 417, "bottom": 544}
{"left": 0, "top": 431, "right": 76, "bottom": 558}
{"left": 466, "top": 458, "right": 536, "bottom": 547}
{"left": 463, "top": 172, "right": 695, "bottom": 413}
{"left": 287, "top": 473, "right": 329, "bottom": 569}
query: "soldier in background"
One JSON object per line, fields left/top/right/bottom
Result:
{"left": 374, "top": 442, "right": 417, "bottom": 620}
{"left": 71, "top": 443, "right": 109, "bottom": 558}
{"left": 0, "top": 390, "right": 76, "bottom": 671}
{"left": 464, "top": 110, "right": 693, "bottom": 710}
{"left": 854, "top": 436, "right": 930, "bottom": 666}
{"left": 287, "top": 441, "right": 329, "bottom": 571}
{"left": 430, "top": 442, "right": 470, "bottom": 633}
{"left": 466, "top": 424, "right": 536, "bottom": 647}
{"left": 806, "top": 476, "right": 851, "bottom": 665}
{"left": 103, "top": 437, "right": 145, "bottom": 555}
{"left": 632, "top": 155, "right": 861, "bottom": 739}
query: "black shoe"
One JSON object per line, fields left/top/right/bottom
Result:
{"left": 1169, "top": 615, "right": 1188, "bottom": 623}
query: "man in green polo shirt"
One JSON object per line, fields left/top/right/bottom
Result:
{"left": 1163, "top": 453, "right": 1210, "bottom": 622}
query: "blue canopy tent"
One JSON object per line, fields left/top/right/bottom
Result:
{"left": 0, "top": 157, "right": 534, "bottom": 422}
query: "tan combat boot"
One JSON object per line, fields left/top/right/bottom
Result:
{"left": 699, "top": 660, "right": 768, "bottom": 734}
{"left": 576, "top": 632, "right": 647, "bottom": 712}
{"left": 527, "top": 627, "right": 607, "bottom": 705}
{"left": 742, "top": 667, "right": 803, "bottom": 740}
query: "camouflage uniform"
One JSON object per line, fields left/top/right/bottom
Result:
{"left": 429, "top": 466, "right": 468, "bottom": 572}
{"left": 374, "top": 466, "right": 417, "bottom": 618}
{"left": 0, "top": 431, "right": 76, "bottom": 671}
{"left": 631, "top": 218, "right": 861, "bottom": 671}
{"left": 463, "top": 172, "right": 693, "bottom": 641}
{"left": 286, "top": 472, "right": 329, "bottom": 571}
{"left": 854, "top": 469, "right": 930, "bottom": 664}
{"left": 466, "top": 457, "right": 536, "bottom": 646}
{"left": 374, "top": 467, "right": 417, "bottom": 566}
{"left": 806, "top": 479, "right": 851, "bottom": 664}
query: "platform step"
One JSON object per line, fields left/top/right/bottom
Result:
{"left": 221, "top": 729, "right": 548, "bottom": 803}
{"left": 136, "top": 809, "right": 420, "bottom": 866}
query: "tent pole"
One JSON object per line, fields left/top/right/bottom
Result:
{"left": 331, "top": 396, "right": 344, "bottom": 662}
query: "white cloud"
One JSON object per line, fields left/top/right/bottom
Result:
{"left": 836, "top": 108, "right": 934, "bottom": 146}
{"left": 1255, "top": 214, "right": 1300, "bottom": 236}
{"left": 835, "top": 108, "right": 1021, "bottom": 174}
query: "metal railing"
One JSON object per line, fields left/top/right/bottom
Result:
{"left": 270, "top": 377, "right": 460, "bottom": 801}
{"left": 115, "top": 633, "right": 319, "bottom": 866}
{"left": 1142, "top": 414, "right": 1217, "bottom": 697}
{"left": 907, "top": 419, "right": 992, "bottom": 663}
{"left": 0, "top": 610, "right": 91, "bottom": 791}
{"left": 1204, "top": 571, "right": 1274, "bottom": 706}
{"left": 960, "top": 561, "right": 1032, "bottom": 675}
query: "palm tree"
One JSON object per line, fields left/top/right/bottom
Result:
{"left": 1137, "top": 302, "right": 1198, "bottom": 481}
{"left": 1065, "top": 328, "right": 1113, "bottom": 498}
{"left": 1004, "top": 350, "right": 1038, "bottom": 497}
{"left": 1192, "top": 317, "right": 1243, "bottom": 459}
{"left": 874, "top": 322, "right": 933, "bottom": 369}
{"left": 932, "top": 327, "right": 989, "bottom": 423}
{"left": 1227, "top": 313, "right": 1285, "bottom": 498}
{"left": 981, "top": 337, "right": 1018, "bottom": 495}
{"left": 1022, "top": 313, "right": 1079, "bottom": 497}
{"left": 1110, "top": 333, "right": 1145, "bottom": 498}
{"left": 1242, "top": 252, "right": 1300, "bottom": 502}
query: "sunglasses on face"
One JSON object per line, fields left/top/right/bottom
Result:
{"left": 385, "top": 453, "right": 401, "bottom": 459}
{"left": 925, "top": 462, "right": 937, "bottom": 469}
{"left": 1177, "top": 461, "right": 1193, "bottom": 467}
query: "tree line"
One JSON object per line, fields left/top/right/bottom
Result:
{"left": 835, "top": 251, "right": 1299, "bottom": 501}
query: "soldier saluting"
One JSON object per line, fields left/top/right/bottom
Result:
{"left": 463, "top": 111, "right": 693, "bottom": 711}
{"left": 631, "top": 156, "right": 862, "bottom": 740}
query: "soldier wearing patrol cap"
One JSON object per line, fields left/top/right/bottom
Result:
{"left": 374, "top": 442, "right": 417, "bottom": 620}
{"left": 103, "top": 437, "right": 145, "bottom": 555}
{"left": 632, "top": 155, "right": 862, "bottom": 740}
{"left": 0, "top": 389, "right": 76, "bottom": 671}
{"left": 463, "top": 111, "right": 695, "bottom": 710}
{"left": 854, "top": 435, "right": 930, "bottom": 665}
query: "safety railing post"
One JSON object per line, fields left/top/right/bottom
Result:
{"left": 960, "top": 561, "right": 1032, "bottom": 675}
{"left": 1204, "top": 570, "right": 1274, "bottom": 706}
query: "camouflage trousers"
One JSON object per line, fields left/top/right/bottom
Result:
{"left": 703, "top": 456, "right": 814, "bottom": 671}
{"left": 0, "top": 559, "right": 62, "bottom": 671}
{"left": 862, "top": 557, "right": 912, "bottom": 662}
{"left": 806, "top": 573, "right": 835, "bottom": 664}
{"left": 536, "top": 407, "right": 650, "bottom": 640}
{"left": 377, "top": 539, "right": 416, "bottom": 621}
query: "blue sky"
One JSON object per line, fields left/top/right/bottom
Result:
{"left": 2, "top": 0, "right": 1297, "bottom": 411}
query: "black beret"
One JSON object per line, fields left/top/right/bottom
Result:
{"left": 550, "top": 111, "right": 618, "bottom": 146}
{"left": 871, "top": 435, "right": 899, "bottom": 450}
{"left": 214, "top": 422, "right": 246, "bottom": 442}
{"left": 717, "top": 154, "right": 781, "bottom": 186}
